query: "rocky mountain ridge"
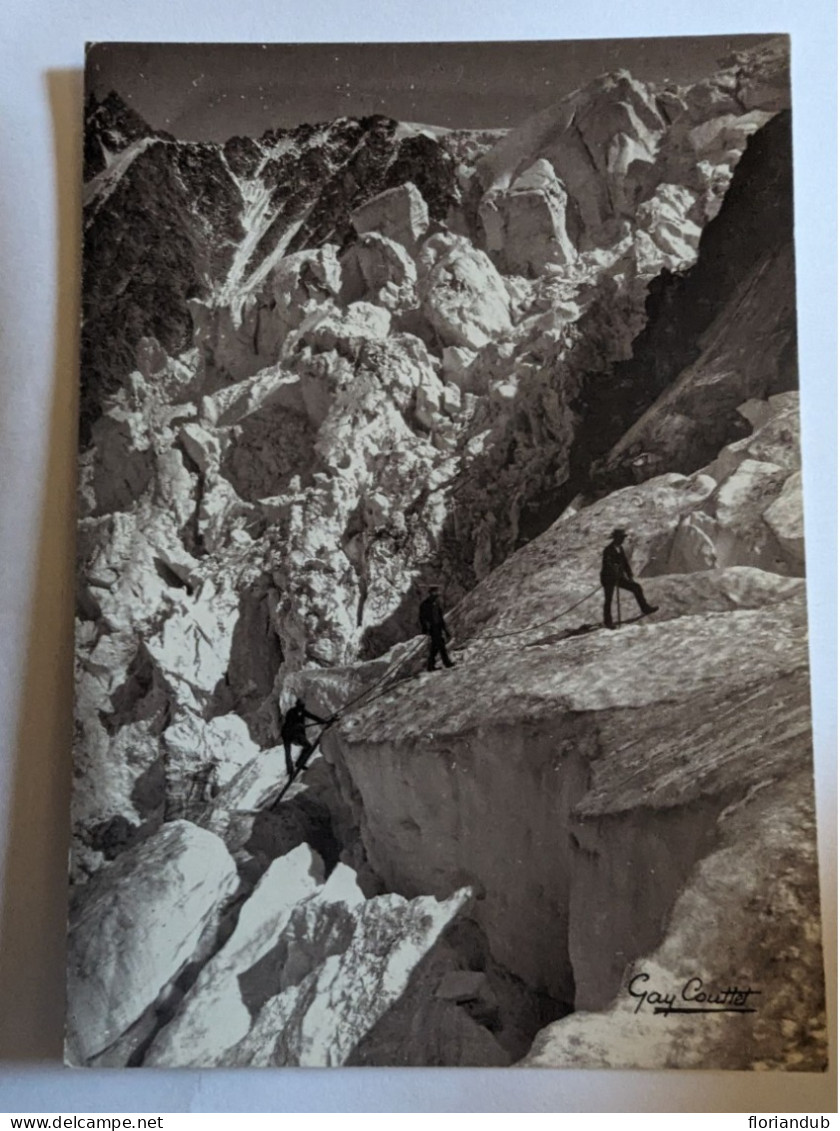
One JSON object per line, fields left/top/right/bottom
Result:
{"left": 81, "top": 95, "right": 498, "bottom": 436}
{"left": 70, "top": 38, "right": 824, "bottom": 1069}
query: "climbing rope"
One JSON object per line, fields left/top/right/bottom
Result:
{"left": 272, "top": 580, "right": 608, "bottom": 802}
{"left": 331, "top": 636, "right": 427, "bottom": 718}
{"left": 456, "top": 584, "right": 602, "bottom": 644}
{"left": 271, "top": 635, "right": 428, "bottom": 803}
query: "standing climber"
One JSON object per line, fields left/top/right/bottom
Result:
{"left": 280, "top": 697, "right": 329, "bottom": 777}
{"left": 600, "top": 528, "right": 658, "bottom": 629}
{"left": 419, "top": 585, "right": 454, "bottom": 672}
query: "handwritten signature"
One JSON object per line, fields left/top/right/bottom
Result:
{"left": 627, "top": 972, "right": 762, "bottom": 1016}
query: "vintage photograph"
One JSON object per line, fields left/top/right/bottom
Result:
{"left": 67, "top": 36, "right": 826, "bottom": 1069}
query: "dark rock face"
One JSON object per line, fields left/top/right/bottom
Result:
{"left": 618, "top": 109, "right": 792, "bottom": 398}
{"left": 80, "top": 105, "right": 464, "bottom": 442}
{"left": 83, "top": 90, "right": 174, "bottom": 180}
{"left": 82, "top": 138, "right": 244, "bottom": 439}
{"left": 382, "top": 133, "right": 458, "bottom": 221}
{"left": 443, "top": 108, "right": 796, "bottom": 569}
{"left": 222, "top": 135, "right": 264, "bottom": 179}
{"left": 346, "top": 917, "right": 568, "bottom": 1066}
{"left": 565, "top": 110, "right": 796, "bottom": 504}
{"left": 281, "top": 118, "right": 459, "bottom": 254}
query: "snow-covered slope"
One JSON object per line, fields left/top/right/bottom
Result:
{"left": 317, "top": 395, "right": 822, "bottom": 1070}
{"left": 69, "top": 39, "right": 822, "bottom": 1070}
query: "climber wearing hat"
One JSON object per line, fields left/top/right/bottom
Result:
{"left": 600, "top": 528, "right": 658, "bottom": 629}
{"left": 419, "top": 585, "right": 454, "bottom": 672}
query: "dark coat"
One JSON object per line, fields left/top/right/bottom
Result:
{"left": 281, "top": 703, "right": 326, "bottom": 745}
{"left": 419, "top": 594, "right": 449, "bottom": 639}
{"left": 601, "top": 542, "right": 633, "bottom": 585}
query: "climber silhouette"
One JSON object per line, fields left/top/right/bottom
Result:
{"left": 600, "top": 528, "right": 658, "bottom": 629}
{"left": 281, "top": 697, "right": 329, "bottom": 776}
{"left": 419, "top": 585, "right": 454, "bottom": 671}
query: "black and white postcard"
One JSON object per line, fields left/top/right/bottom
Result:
{"left": 67, "top": 37, "right": 826, "bottom": 1070}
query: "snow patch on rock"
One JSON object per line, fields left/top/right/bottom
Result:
{"left": 418, "top": 232, "right": 513, "bottom": 349}
{"left": 351, "top": 183, "right": 430, "bottom": 253}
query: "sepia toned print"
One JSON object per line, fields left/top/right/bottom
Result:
{"left": 67, "top": 37, "right": 825, "bottom": 1069}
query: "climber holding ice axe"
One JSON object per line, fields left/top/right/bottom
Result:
{"left": 600, "top": 528, "right": 658, "bottom": 629}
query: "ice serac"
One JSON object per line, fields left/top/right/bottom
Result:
{"left": 320, "top": 398, "right": 820, "bottom": 1059}
{"left": 418, "top": 232, "right": 513, "bottom": 349}
{"left": 162, "top": 712, "right": 264, "bottom": 818}
{"left": 339, "top": 232, "right": 418, "bottom": 312}
{"left": 227, "top": 880, "right": 472, "bottom": 1066}
{"left": 477, "top": 70, "right": 665, "bottom": 250}
{"left": 523, "top": 770, "right": 824, "bottom": 1070}
{"left": 763, "top": 469, "right": 804, "bottom": 569}
{"left": 72, "top": 39, "right": 819, "bottom": 1068}
{"left": 350, "top": 182, "right": 430, "bottom": 253}
{"left": 590, "top": 109, "right": 795, "bottom": 495}
{"left": 145, "top": 844, "right": 326, "bottom": 1065}
{"left": 472, "top": 45, "right": 786, "bottom": 276}
{"left": 271, "top": 247, "right": 343, "bottom": 335}
{"left": 479, "top": 158, "right": 577, "bottom": 275}
{"left": 65, "top": 821, "right": 238, "bottom": 1064}
{"left": 147, "top": 842, "right": 471, "bottom": 1067}
{"left": 660, "top": 394, "right": 804, "bottom": 578}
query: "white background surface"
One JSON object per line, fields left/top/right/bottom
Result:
{"left": 0, "top": 0, "right": 835, "bottom": 1113}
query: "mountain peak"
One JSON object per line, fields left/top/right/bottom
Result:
{"left": 84, "top": 89, "right": 173, "bottom": 179}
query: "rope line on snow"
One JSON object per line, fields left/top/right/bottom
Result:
{"left": 455, "top": 584, "right": 602, "bottom": 644}
{"left": 273, "top": 583, "right": 605, "bottom": 802}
